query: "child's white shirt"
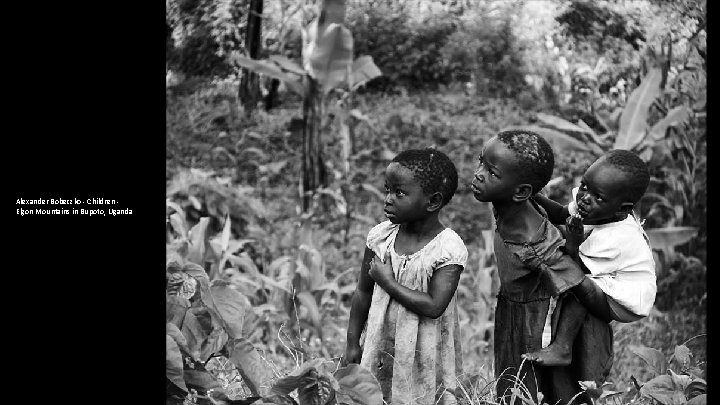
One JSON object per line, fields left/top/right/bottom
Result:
{"left": 542, "top": 188, "right": 657, "bottom": 347}
{"left": 572, "top": 187, "right": 657, "bottom": 318}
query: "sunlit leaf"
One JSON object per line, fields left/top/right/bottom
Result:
{"left": 309, "top": 23, "right": 353, "bottom": 94}
{"left": 228, "top": 337, "right": 274, "bottom": 397}
{"left": 334, "top": 364, "right": 383, "bottom": 405}
{"left": 536, "top": 113, "right": 595, "bottom": 136}
{"left": 645, "top": 227, "right": 698, "bottom": 251}
{"left": 167, "top": 294, "right": 190, "bottom": 327}
{"left": 169, "top": 212, "right": 188, "bottom": 239}
{"left": 269, "top": 55, "right": 306, "bottom": 75}
{"left": 234, "top": 56, "right": 306, "bottom": 96}
{"left": 167, "top": 322, "right": 189, "bottom": 355}
{"left": 209, "top": 280, "right": 252, "bottom": 339}
{"left": 615, "top": 68, "right": 663, "bottom": 150}
{"left": 167, "top": 335, "right": 188, "bottom": 392}
{"left": 296, "top": 291, "right": 322, "bottom": 328}
{"left": 673, "top": 345, "right": 692, "bottom": 369}
{"left": 350, "top": 56, "right": 382, "bottom": 91}
{"left": 220, "top": 214, "right": 231, "bottom": 254}
{"left": 629, "top": 345, "right": 667, "bottom": 376}
{"left": 640, "top": 375, "right": 688, "bottom": 405}
{"left": 649, "top": 106, "right": 690, "bottom": 140}
{"left": 187, "top": 217, "right": 211, "bottom": 266}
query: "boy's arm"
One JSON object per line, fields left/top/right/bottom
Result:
{"left": 369, "top": 253, "right": 462, "bottom": 319}
{"left": 343, "top": 247, "right": 376, "bottom": 365}
{"left": 532, "top": 193, "right": 570, "bottom": 225}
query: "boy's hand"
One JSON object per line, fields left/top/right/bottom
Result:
{"left": 565, "top": 214, "right": 585, "bottom": 256}
{"left": 342, "top": 342, "right": 362, "bottom": 366}
{"left": 368, "top": 252, "right": 394, "bottom": 285}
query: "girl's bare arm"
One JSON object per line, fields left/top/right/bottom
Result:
{"left": 370, "top": 257, "right": 462, "bottom": 319}
{"left": 343, "top": 247, "right": 376, "bottom": 364}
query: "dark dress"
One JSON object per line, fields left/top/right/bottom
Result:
{"left": 493, "top": 203, "right": 614, "bottom": 405}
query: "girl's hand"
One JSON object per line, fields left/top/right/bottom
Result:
{"left": 368, "top": 252, "right": 394, "bottom": 285}
{"left": 342, "top": 342, "right": 362, "bottom": 366}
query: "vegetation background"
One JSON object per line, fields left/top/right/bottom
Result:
{"left": 165, "top": 1, "right": 706, "bottom": 404}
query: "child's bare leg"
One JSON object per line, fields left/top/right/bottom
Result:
{"left": 523, "top": 295, "right": 587, "bottom": 366}
{"left": 571, "top": 277, "right": 613, "bottom": 323}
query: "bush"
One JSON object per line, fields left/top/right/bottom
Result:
{"left": 347, "top": 3, "right": 458, "bottom": 90}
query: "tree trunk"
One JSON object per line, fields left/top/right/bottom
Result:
{"left": 301, "top": 78, "right": 326, "bottom": 212}
{"left": 239, "top": 0, "right": 264, "bottom": 114}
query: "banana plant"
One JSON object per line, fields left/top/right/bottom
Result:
{"left": 233, "top": 0, "right": 382, "bottom": 212}
{"left": 507, "top": 50, "right": 706, "bottom": 275}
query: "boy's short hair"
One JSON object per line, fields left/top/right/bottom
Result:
{"left": 496, "top": 130, "right": 555, "bottom": 195}
{"left": 393, "top": 148, "right": 459, "bottom": 206}
{"left": 602, "top": 149, "right": 650, "bottom": 203}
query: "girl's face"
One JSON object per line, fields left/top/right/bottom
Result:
{"left": 383, "top": 162, "right": 430, "bottom": 224}
{"left": 576, "top": 159, "right": 631, "bottom": 225}
{"left": 471, "top": 137, "right": 523, "bottom": 204}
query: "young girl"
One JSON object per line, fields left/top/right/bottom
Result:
{"left": 343, "top": 148, "right": 468, "bottom": 405}
{"left": 471, "top": 130, "right": 613, "bottom": 405}
{"left": 523, "top": 150, "right": 656, "bottom": 366}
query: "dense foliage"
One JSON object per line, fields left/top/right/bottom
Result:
{"left": 166, "top": 1, "right": 706, "bottom": 404}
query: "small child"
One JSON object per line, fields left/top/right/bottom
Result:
{"left": 471, "top": 130, "right": 613, "bottom": 404}
{"left": 523, "top": 149, "right": 657, "bottom": 366}
{"left": 343, "top": 148, "right": 468, "bottom": 405}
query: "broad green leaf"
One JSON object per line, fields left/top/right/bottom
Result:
{"left": 296, "top": 291, "right": 322, "bottom": 328}
{"left": 187, "top": 217, "right": 211, "bottom": 266}
{"left": 169, "top": 212, "right": 188, "bottom": 239}
{"left": 269, "top": 55, "right": 306, "bottom": 75}
{"left": 640, "top": 374, "right": 687, "bottom": 405}
{"left": 688, "top": 394, "right": 707, "bottom": 405}
{"left": 167, "top": 335, "right": 188, "bottom": 392}
{"left": 649, "top": 106, "right": 690, "bottom": 140}
{"left": 673, "top": 345, "right": 692, "bottom": 368}
{"left": 234, "top": 56, "right": 306, "bottom": 96}
{"left": 209, "top": 280, "right": 251, "bottom": 339}
{"left": 181, "top": 307, "right": 217, "bottom": 360}
{"left": 686, "top": 380, "right": 706, "bottom": 399}
{"left": 536, "top": 113, "right": 595, "bottom": 136}
{"left": 615, "top": 68, "right": 663, "bottom": 150}
{"left": 225, "top": 252, "right": 261, "bottom": 277}
{"left": 228, "top": 337, "right": 274, "bottom": 397}
{"left": 258, "top": 274, "right": 293, "bottom": 294}
{"left": 167, "top": 322, "right": 189, "bottom": 352}
{"left": 334, "top": 364, "right": 383, "bottom": 405}
{"left": 350, "top": 56, "right": 382, "bottom": 91}
{"left": 629, "top": 345, "right": 667, "bottom": 376}
{"left": 199, "top": 327, "right": 229, "bottom": 362}
{"left": 183, "top": 262, "right": 210, "bottom": 294}
{"left": 167, "top": 294, "right": 190, "bottom": 327}
{"left": 219, "top": 214, "right": 231, "bottom": 254}
{"left": 235, "top": 56, "right": 299, "bottom": 82}
{"left": 308, "top": 23, "right": 354, "bottom": 93}
{"left": 645, "top": 227, "right": 698, "bottom": 251}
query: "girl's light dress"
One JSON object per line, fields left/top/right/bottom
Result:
{"left": 361, "top": 221, "right": 468, "bottom": 405}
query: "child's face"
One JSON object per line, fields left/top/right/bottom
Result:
{"left": 471, "top": 137, "right": 524, "bottom": 203}
{"left": 576, "top": 158, "right": 632, "bottom": 225}
{"left": 383, "top": 162, "right": 430, "bottom": 224}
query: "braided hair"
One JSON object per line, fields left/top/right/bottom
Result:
{"left": 496, "top": 130, "right": 555, "bottom": 195}
{"left": 392, "top": 148, "right": 459, "bottom": 207}
{"left": 602, "top": 149, "right": 650, "bottom": 203}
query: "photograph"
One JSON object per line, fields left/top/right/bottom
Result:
{"left": 165, "top": 1, "right": 707, "bottom": 404}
